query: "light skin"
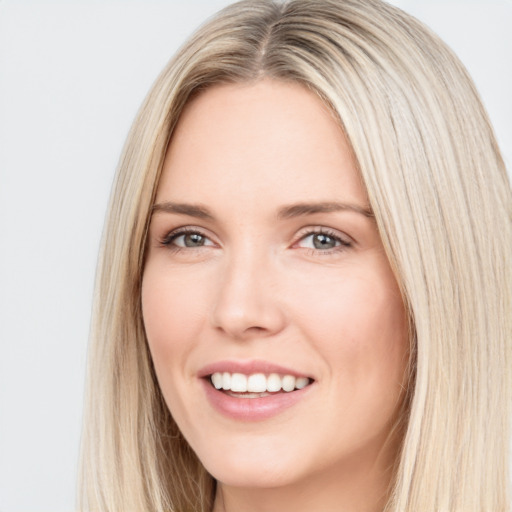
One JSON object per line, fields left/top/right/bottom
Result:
{"left": 142, "top": 80, "right": 409, "bottom": 512}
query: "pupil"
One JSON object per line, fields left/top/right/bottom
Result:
{"left": 313, "top": 234, "right": 335, "bottom": 249}
{"left": 184, "top": 233, "right": 204, "bottom": 247}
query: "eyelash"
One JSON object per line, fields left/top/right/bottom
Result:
{"left": 159, "top": 227, "right": 213, "bottom": 251}
{"left": 294, "top": 227, "right": 353, "bottom": 255}
{"left": 158, "top": 227, "right": 353, "bottom": 255}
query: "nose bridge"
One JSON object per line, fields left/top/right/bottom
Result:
{"left": 211, "top": 240, "right": 285, "bottom": 339}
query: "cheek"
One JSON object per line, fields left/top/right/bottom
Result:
{"left": 141, "top": 267, "right": 212, "bottom": 436}
{"left": 293, "top": 264, "right": 406, "bottom": 340}
{"left": 141, "top": 268, "right": 207, "bottom": 374}
{"left": 290, "top": 266, "right": 408, "bottom": 402}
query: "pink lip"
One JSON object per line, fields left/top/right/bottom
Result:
{"left": 200, "top": 380, "right": 313, "bottom": 421}
{"left": 198, "top": 360, "right": 314, "bottom": 421}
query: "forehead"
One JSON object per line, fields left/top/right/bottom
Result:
{"left": 157, "top": 79, "right": 367, "bottom": 209}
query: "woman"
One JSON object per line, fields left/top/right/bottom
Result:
{"left": 78, "top": 1, "right": 512, "bottom": 511}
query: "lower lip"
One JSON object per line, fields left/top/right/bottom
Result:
{"left": 201, "top": 379, "right": 313, "bottom": 421}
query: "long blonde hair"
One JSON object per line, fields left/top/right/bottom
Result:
{"left": 78, "top": 1, "right": 512, "bottom": 510}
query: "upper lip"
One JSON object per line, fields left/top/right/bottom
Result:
{"left": 197, "top": 360, "right": 313, "bottom": 380}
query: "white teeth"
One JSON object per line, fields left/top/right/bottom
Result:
{"left": 282, "top": 375, "right": 296, "bottom": 392}
{"left": 267, "top": 373, "right": 282, "bottom": 392}
{"left": 230, "top": 373, "right": 247, "bottom": 392}
{"left": 247, "top": 373, "right": 267, "bottom": 392}
{"left": 210, "top": 372, "right": 311, "bottom": 393}
{"left": 222, "top": 372, "right": 231, "bottom": 390}
{"left": 212, "top": 372, "right": 223, "bottom": 389}
{"left": 295, "top": 377, "right": 309, "bottom": 389}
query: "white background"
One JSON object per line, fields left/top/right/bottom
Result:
{"left": 0, "top": 1, "right": 510, "bottom": 511}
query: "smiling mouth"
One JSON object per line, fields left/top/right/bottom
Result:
{"left": 209, "top": 372, "right": 313, "bottom": 398}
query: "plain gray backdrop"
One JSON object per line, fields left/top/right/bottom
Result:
{"left": 0, "top": 1, "right": 511, "bottom": 511}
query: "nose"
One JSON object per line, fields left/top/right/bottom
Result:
{"left": 211, "top": 250, "right": 287, "bottom": 340}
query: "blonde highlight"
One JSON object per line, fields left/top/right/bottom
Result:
{"left": 78, "top": 1, "right": 511, "bottom": 511}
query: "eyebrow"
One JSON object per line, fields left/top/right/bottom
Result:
{"left": 151, "top": 200, "right": 373, "bottom": 220}
{"left": 277, "top": 202, "right": 374, "bottom": 219}
{"left": 151, "top": 202, "right": 215, "bottom": 220}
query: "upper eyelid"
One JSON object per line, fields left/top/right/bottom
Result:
{"left": 160, "top": 226, "right": 216, "bottom": 245}
{"left": 294, "top": 226, "right": 354, "bottom": 244}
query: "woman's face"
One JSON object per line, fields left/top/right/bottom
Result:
{"left": 142, "top": 80, "right": 409, "bottom": 491}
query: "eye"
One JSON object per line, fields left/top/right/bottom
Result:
{"left": 294, "top": 229, "right": 352, "bottom": 252}
{"left": 161, "top": 229, "right": 215, "bottom": 249}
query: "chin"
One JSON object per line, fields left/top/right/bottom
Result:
{"left": 208, "top": 462, "right": 300, "bottom": 489}
{"left": 195, "top": 437, "right": 308, "bottom": 489}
